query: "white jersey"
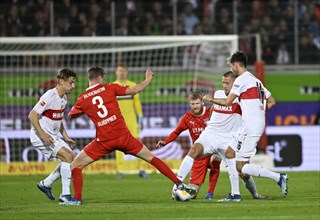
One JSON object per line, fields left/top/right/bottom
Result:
{"left": 206, "top": 90, "right": 242, "bottom": 133}
{"left": 31, "top": 88, "right": 67, "bottom": 135}
{"left": 230, "top": 71, "right": 271, "bottom": 136}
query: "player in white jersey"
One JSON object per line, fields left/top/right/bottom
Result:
{"left": 208, "top": 51, "right": 288, "bottom": 198}
{"left": 28, "top": 68, "right": 77, "bottom": 203}
{"left": 174, "top": 71, "right": 269, "bottom": 201}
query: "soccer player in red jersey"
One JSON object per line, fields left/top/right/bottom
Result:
{"left": 156, "top": 91, "right": 220, "bottom": 200}
{"left": 61, "top": 67, "right": 195, "bottom": 205}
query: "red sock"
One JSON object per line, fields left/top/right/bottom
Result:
{"left": 72, "top": 168, "right": 83, "bottom": 200}
{"left": 150, "top": 157, "right": 181, "bottom": 184}
{"left": 208, "top": 160, "right": 220, "bottom": 194}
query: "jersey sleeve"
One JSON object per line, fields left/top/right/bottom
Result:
{"left": 68, "top": 96, "right": 84, "bottom": 118}
{"left": 230, "top": 77, "right": 243, "bottom": 97}
{"left": 163, "top": 114, "right": 188, "bottom": 144}
{"left": 33, "top": 92, "right": 51, "bottom": 115}
{"left": 110, "top": 83, "right": 129, "bottom": 96}
{"left": 264, "top": 85, "right": 271, "bottom": 99}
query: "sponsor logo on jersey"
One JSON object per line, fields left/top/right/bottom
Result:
{"left": 192, "top": 127, "right": 204, "bottom": 134}
{"left": 42, "top": 109, "right": 65, "bottom": 120}
{"left": 213, "top": 104, "right": 233, "bottom": 112}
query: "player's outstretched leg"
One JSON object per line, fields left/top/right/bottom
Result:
{"left": 240, "top": 163, "right": 288, "bottom": 198}
{"left": 37, "top": 181, "right": 55, "bottom": 200}
{"left": 136, "top": 146, "right": 196, "bottom": 196}
{"left": 241, "top": 175, "right": 271, "bottom": 200}
{"left": 150, "top": 157, "right": 196, "bottom": 195}
{"left": 36, "top": 163, "right": 62, "bottom": 200}
{"left": 277, "top": 173, "right": 288, "bottom": 198}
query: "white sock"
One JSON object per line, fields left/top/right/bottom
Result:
{"left": 60, "top": 162, "right": 71, "bottom": 195}
{"left": 243, "top": 176, "right": 258, "bottom": 197}
{"left": 177, "top": 156, "right": 194, "bottom": 181}
{"left": 242, "top": 164, "right": 280, "bottom": 182}
{"left": 226, "top": 158, "right": 240, "bottom": 195}
{"left": 43, "top": 164, "right": 61, "bottom": 187}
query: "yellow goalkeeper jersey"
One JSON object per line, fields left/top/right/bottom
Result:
{"left": 113, "top": 79, "right": 143, "bottom": 138}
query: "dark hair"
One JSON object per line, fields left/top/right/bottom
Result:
{"left": 227, "top": 50, "right": 248, "bottom": 67}
{"left": 223, "top": 71, "right": 236, "bottom": 79}
{"left": 188, "top": 90, "right": 203, "bottom": 101}
{"left": 87, "top": 66, "right": 105, "bottom": 80}
{"left": 57, "top": 68, "right": 77, "bottom": 80}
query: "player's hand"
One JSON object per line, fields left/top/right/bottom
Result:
{"left": 156, "top": 140, "right": 166, "bottom": 148}
{"left": 203, "top": 94, "right": 213, "bottom": 103}
{"left": 145, "top": 68, "right": 154, "bottom": 81}
{"left": 65, "top": 137, "right": 76, "bottom": 149}
{"left": 40, "top": 132, "right": 54, "bottom": 144}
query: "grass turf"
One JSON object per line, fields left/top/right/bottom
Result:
{"left": 0, "top": 171, "right": 319, "bottom": 220}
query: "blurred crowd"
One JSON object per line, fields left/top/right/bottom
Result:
{"left": 1, "top": 0, "right": 319, "bottom": 64}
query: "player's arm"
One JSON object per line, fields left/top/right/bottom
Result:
{"left": 68, "top": 111, "right": 84, "bottom": 119}
{"left": 266, "top": 95, "right": 276, "bottom": 110}
{"left": 68, "top": 98, "right": 84, "bottom": 119}
{"left": 59, "top": 122, "right": 76, "bottom": 148}
{"left": 28, "top": 110, "right": 54, "bottom": 144}
{"left": 126, "top": 69, "right": 154, "bottom": 95}
{"left": 264, "top": 86, "right": 276, "bottom": 111}
{"left": 156, "top": 116, "right": 188, "bottom": 148}
{"left": 203, "top": 94, "right": 215, "bottom": 116}
{"left": 204, "top": 93, "right": 237, "bottom": 107}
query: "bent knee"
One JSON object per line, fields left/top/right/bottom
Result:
{"left": 62, "top": 151, "right": 75, "bottom": 163}
{"left": 239, "top": 173, "right": 250, "bottom": 180}
{"left": 236, "top": 164, "right": 243, "bottom": 173}
{"left": 188, "top": 144, "right": 203, "bottom": 159}
{"left": 225, "top": 147, "right": 235, "bottom": 159}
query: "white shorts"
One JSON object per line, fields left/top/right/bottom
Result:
{"left": 30, "top": 130, "right": 72, "bottom": 160}
{"left": 229, "top": 132, "right": 260, "bottom": 161}
{"left": 195, "top": 129, "right": 233, "bottom": 161}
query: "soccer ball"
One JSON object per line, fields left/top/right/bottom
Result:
{"left": 171, "top": 185, "right": 191, "bottom": 202}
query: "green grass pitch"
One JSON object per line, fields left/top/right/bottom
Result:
{"left": 1, "top": 172, "right": 319, "bottom": 220}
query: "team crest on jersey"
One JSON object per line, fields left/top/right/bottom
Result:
{"left": 40, "top": 101, "right": 46, "bottom": 106}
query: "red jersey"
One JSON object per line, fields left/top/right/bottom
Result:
{"left": 69, "top": 83, "right": 129, "bottom": 141}
{"left": 164, "top": 107, "right": 211, "bottom": 144}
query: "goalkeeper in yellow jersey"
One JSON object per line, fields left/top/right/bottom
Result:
{"left": 114, "top": 64, "right": 148, "bottom": 179}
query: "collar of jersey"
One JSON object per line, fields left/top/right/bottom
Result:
{"left": 86, "top": 84, "right": 101, "bottom": 91}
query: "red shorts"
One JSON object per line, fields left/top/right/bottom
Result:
{"left": 189, "top": 155, "right": 211, "bottom": 185}
{"left": 83, "top": 132, "right": 144, "bottom": 161}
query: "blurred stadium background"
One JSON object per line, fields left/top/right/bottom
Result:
{"left": 0, "top": 0, "right": 319, "bottom": 175}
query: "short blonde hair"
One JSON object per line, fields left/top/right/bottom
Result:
{"left": 188, "top": 90, "right": 203, "bottom": 101}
